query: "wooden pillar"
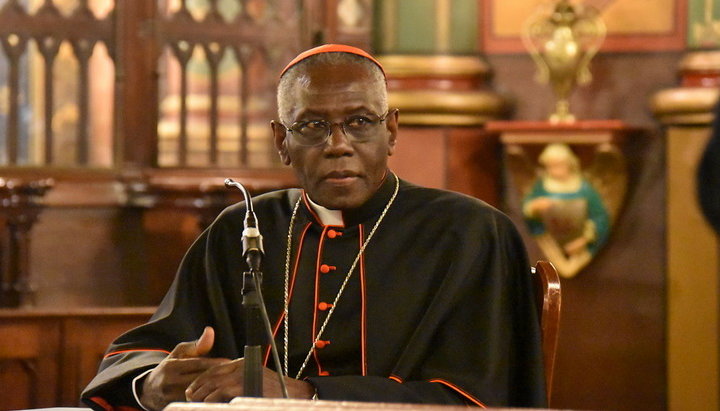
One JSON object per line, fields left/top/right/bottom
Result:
{"left": 0, "top": 178, "right": 53, "bottom": 307}
{"left": 114, "top": 0, "right": 159, "bottom": 171}
{"left": 651, "top": 50, "right": 720, "bottom": 411}
{"left": 372, "top": 0, "right": 508, "bottom": 205}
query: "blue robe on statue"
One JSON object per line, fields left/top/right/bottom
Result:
{"left": 523, "top": 179, "right": 610, "bottom": 256}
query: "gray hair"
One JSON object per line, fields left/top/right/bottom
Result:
{"left": 277, "top": 52, "right": 387, "bottom": 124}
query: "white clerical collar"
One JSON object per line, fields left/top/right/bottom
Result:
{"left": 305, "top": 195, "right": 345, "bottom": 227}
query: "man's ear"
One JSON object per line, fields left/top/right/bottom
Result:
{"left": 271, "top": 121, "right": 291, "bottom": 165}
{"left": 385, "top": 108, "right": 399, "bottom": 156}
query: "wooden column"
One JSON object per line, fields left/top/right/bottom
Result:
{"left": 370, "top": 0, "right": 507, "bottom": 206}
{"left": 114, "top": 0, "right": 159, "bottom": 171}
{"left": 0, "top": 178, "right": 53, "bottom": 307}
{"left": 651, "top": 50, "right": 720, "bottom": 411}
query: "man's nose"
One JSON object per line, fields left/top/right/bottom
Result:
{"left": 324, "top": 123, "right": 354, "bottom": 154}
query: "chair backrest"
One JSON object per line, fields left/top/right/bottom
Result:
{"left": 531, "top": 260, "right": 562, "bottom": 404}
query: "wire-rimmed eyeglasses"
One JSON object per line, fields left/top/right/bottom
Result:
{"left": 283, "top": 110, "right": 392, "bottom": 147}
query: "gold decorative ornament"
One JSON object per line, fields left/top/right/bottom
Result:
{"left": 651, "top": 50, "right": 720, "bottom": 125}
{"left": 378, "top": 55, "right": 508, "bottom": 126}
{"left": 522, "top": 0, "right": 606, "bottom": 124}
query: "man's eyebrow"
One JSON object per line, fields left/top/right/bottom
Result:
{"left": 293, "top": 110, "right": 326, "bottom": 119}
{"left": 347, "top": 107, "right": 375, "bottom": 114}
{"left": 294, "top": 106, "right": 376, "bottom": 119}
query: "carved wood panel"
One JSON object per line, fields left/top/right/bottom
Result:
{"left": 0, "top": 0, "right": 330, "bottom": 171}
{"left": 0, "top": 309, "right": 153, "bottom": 409}
{"left": 153, "top": 0, "right": 303, "bottom": 168}
{"left": 61, "top": 313, "right": 154, "bottom": 405}
{"left": 0, "top": 318, "right": 61, "bottom": 409}
{"left": 0, "top": 0, "right": 114, "bottom": 167}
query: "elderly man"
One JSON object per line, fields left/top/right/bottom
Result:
{"left": 82, "top": 44, "right": 545, "bottom": 410}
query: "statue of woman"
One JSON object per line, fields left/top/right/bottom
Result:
{"left": 523, "top": 143, "right": 610, "bottom": 277}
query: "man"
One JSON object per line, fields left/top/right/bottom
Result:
{"left": 82, "top": 44, "right": 546, "bottom": 410}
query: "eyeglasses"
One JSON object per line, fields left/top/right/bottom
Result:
{"left": 284, "top": 111, "right": 390, "bottom": 147}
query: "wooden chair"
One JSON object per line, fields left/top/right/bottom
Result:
{"left": 532, "top": 260, "right": 562, "bottom": 404}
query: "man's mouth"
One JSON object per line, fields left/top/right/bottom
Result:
{"left": 323, "top": 171, "right": 360, "bottom": 185}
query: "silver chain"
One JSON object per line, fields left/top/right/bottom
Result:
{"left": 282, "top": 197, "right": 301, "bottom": 378}
{"left": 282, "top": 174, "right": 400, "bottom": 379}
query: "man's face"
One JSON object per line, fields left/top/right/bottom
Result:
{"left": 273, "top": 62, "right": 398, "bottom": 210}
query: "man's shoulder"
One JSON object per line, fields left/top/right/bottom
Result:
{"left": 398, "top": 179, "right": 499, "bottom": 215}
{"left": 254, "top": 188, "right": 300, "bottom": 204}
{"left": 395, "top": 181, "right": 520, "bottom": 243}
{"left": 216, "top": 188, "right": 299, "bottom": 220}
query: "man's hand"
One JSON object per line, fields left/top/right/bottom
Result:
{"left": 185, "top": 358, "right": 315, "bottom": 402}
{"left": 140, "top": 327, "right": 231, "bottom": 411}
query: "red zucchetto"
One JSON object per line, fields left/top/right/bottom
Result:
{"left": 280, "top": 44, "right": 385, "bottom": 78}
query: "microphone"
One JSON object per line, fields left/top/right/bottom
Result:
{"left": 224, "top": 178, "right": 264, "bottom": 271}
{"left": 224, "top": 177, "right": 290, "bottom": 398}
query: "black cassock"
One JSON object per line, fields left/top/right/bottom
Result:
{"left": 82, "top": 173, "right": 546, "bottom": 409}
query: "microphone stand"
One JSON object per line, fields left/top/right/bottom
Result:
{"left": 224, "top": 178, "right": 289, "bottom": 399}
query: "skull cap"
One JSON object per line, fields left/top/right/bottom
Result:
{"left": 280, "top": 44, "right": 385, "bottom": 78}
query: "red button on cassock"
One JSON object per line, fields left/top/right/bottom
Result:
{"left": 320, "top": 264, "right": 336, "bottom": 273}
{"left": 318, "top": 302, "right": 333, "bottom": 311}
{"left": 327, "top": 229, "right": 342, "bottom": 239}
{"left": 315, "top": 340, "right": 331, "bottom": 349}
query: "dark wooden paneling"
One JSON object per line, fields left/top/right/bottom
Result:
{"left": 0, "top": 309, "right": 154, "bottom": 409}
{"left": 0, "top": 318, "right": 61, "bottom": 409}
{"left": 62, "top": 314, "right": 154, "bottom": 405}
{"left": 141, "top": 209, "right": 202, "bottom": 304}
{"left": 446, "top": 128, "right": 500, "bottom": 206}
{"left": 390, "top": 126, "right": 500, "bottom": 206}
